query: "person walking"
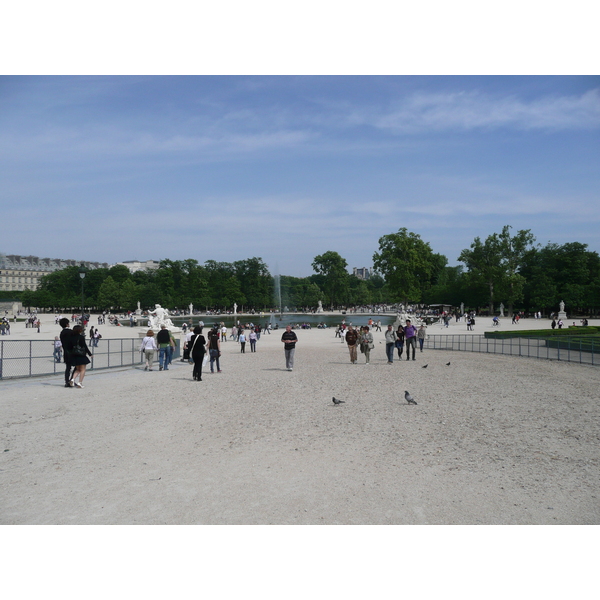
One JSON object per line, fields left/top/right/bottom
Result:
{"left": 281, "top": 325, "right": 298, "bottom": 371}
{"left": 166, "top": 328, "right": 176, "bottom": 367}
{"left": 189, "top": 326, "right": 206, "bottom": 381}
{"left": 384, "top": 324, "right": 397, "bottom": 364}
{"left": 360, "top": 326, "right": 374, "bottom": 364}
{"left": 59, "top": 317, "right": 74, "bottom": 388}
{"left": 345, "top": 325, "right": 359, "bottom": 364}
{"left": 156, "top": 325, "right": 172, "bottom": 371}
{"left": 239, "top": 331, "right": 246, "bottom": 353}
{"left": 68, "top": 325, "right": 93, "bottom": 388}
{"left": 249, "top": 329, "right": 257, "bottom": 352}
{"left": 404, "top": 319, "right": 417, "bottom": 361}
{"left": 208, "top": 326, "right": 222, "bottom": 372}
{"left": 395, "top": 324, "right": 405, "bottom": 359}
{"left": 140, "top": 329, "right": 158, "bottom": 371}
{"left": 417, "top": 324, "right": 427, "bottom": 352}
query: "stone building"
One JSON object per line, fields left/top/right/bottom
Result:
{"left": 353, "top": 267, "right": 371, "bottom": 280}
{"left": 0, "top": 254, "right": 109, "bottom": 292}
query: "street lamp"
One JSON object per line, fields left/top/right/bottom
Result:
{"left": 78, "top": 264, "right": 87, "bottom": 327}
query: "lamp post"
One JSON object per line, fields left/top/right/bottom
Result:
{"left": 79, "top": 264, "right": 87, "bottom": 327}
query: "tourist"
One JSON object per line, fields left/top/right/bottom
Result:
{"left": 59, "top": 317, "right": 74, "bottom": 388}
{"left": 182, "top": 327, "right": 194, "bottom": 362}
{"left": 417, "top": 324, "right": 427, "bottom": 352}
{"left": 404, "top": 320, "right": 417, "bottom": 361}
{"left": 281, "top": 325, "right": 298, "bottom": 371}
{"left": 249, "top": 329, "right": 257, "bottom": 352}
{"left": 68, "top": 325, "right": 92, "bottom": 388}
{"left": 189, "top": 326, "right": 206, "bottom": 381}
{"left": 239, "top": 330, "right": 246, "bottom": 353}
{"left": 208, "top": 326, "right": 222, "bottom": 372}
{"left": 395, "top": 324, "right": 405, "bottom": 359}
{"left": 140, "top": 330, "right": 158, "bottom": 371}
{"left": 221, "top": 325, "right": 227, "bottom": 341}
{"left": 360, "top": 326, "right": 374, "bottom": 364}
{"left": 156, "top": 325, "right": 173, "bottom": 371}
{"left": 384, "top": 324, "right": 396, "bottom": 364}
{"left": 345, "top": 325, "right": 359, "bottom": 364}
{"left": 551, "top": 319, "right": 557, "bottom": 330}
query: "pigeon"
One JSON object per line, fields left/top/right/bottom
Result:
{"left": 422, "top": 364, "right": 428, "bottom": 368}
{"left": 446, "top": 361, "right": 451, "bottom": 366}
{"left": 332, "top": 396, "right": 345, "bottom": 405}
{"left": 404, "top": 391, "right": 417, "bottom": 405}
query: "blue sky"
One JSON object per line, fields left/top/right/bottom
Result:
{"left": 1, "top": 75, "right": 599, "bottom": 277}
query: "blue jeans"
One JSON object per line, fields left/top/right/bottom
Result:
{"left": 385, "top": 342, "right": 395, "bottom": 362}
{"left": 159, "top": 347, "right": 169, "bottom": 369}
{"left": 210, "top": 348, "right": 221, "bottom": 372}
{"left": 166, "top": 345, "right": 174, "bottom": 365}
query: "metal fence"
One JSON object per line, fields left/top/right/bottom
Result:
{"left": 425, "top": 335, "right": 598, "bottom": 366}
{"left": 0, "top": 339, "right": 180, "bottom": 380}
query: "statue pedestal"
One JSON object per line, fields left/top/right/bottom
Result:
{"left": 557, "top": 311, "right": 567, "bottom": 320}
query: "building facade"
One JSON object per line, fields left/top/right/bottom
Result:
{"left": 353, "top": 267, "right": 371, "bottom": 280}
{"left": 115, "top": 260, "right": 161, "bottom": 273}
{"left": 0, "top": 254, "right": 109, "bottom": 292}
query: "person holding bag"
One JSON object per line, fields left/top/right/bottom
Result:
{"left": 69, "top": 325, "right": 93, "bottom": 388}
{"left": 189, "top": 326, "right": 206, "bottom": 381}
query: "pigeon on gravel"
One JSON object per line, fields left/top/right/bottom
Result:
{"left": 446, "top": 361, "right": 451, "bottom": 366}
{"left": 332, "top": 396, "right": 345, "bottom": 405}
{"left": 404, "top": 391, "right": 417, "bottom": 405}
{"left": 422, "top": 364, "right": 428, "bottom": 368}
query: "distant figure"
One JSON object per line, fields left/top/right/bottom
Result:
{"left": 385, "top": 324, "right": 397, "bottom": 364}
{"left": 395, "top": 324, "right": 405, "bottom": 359}
{"left": 551, "top": 319, "right": 557, "bottom": 330}
{"left": 345, "top": 325, "right": 359, "bottom": 364}
{"left": 189, "top": 326, "right": 206, "bottom": 381}
{"left": 249, "top": 329, "right": 257, "bottom": 352}
{"left": 492, "top": 316, "right": 499, "bottom": 326}
{"left": 360, "top": 326, "right": 373, "bottom": 364}
{"left": 208, "top": 326, "right": 222, "bottom": 372}
{"left": 53, "top": 336, "right": 62, "bottom": 363}
{"left": 281, "top": 325, "right": 298, "bottom": 371}
{"left": 404, "top": 320, "right": 417, "bottom": 361}
{"left": 239, "top": 330, "right": 246, "bottom": 353}
{"left": 417, "top": 324, "right": 427, "bottom": 352}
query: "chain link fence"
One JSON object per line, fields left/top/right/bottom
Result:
{"left": 0, "top": 339, "right": 180, "bottom": 380}
{"left": 425, "top": 334, "right": 598, "bottom": 366}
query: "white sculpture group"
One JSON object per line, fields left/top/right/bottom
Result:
{"left": 148, "top": 304, "right": 180, "bottom": 332}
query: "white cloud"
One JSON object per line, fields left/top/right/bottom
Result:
{"left": 355, "top": 88, "right": 600, "bottom": 133}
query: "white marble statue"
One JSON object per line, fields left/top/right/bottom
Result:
{"left": 499, "top": 303, "right": 504, "bottom": 317}
{"left": 148, "top": 304, "right": 179, "bottom": 332}
{"left": 316, "top": 300, "right": 323, "bottom": 313}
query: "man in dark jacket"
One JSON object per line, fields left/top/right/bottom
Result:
{"left": 345, "top": 325, "right": 359, "bottom": 364}
{"left": 59, "top": 317, "right": 74, "bottom": 387}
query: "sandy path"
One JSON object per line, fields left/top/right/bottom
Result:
{"left": 1, "top": 327, "right": 599, "bottom": 524}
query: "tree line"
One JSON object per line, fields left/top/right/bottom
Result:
{"left": 13, "top": 226, "right": 600, "bottom": 316}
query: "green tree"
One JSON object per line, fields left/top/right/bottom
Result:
{"left": 458, "top": 232, "right": 503, "bottom": 314}
{"left": 119, "top": 279, "right": 140, "bottom": 311}
{"left": 97, "top": 276, "right": 121, "bottom": 310}
{"left": 373, "top": 228, "right": 445, "bottom": 304}
{"left": 311, "top": 251, "right": 349, "bottom": 309}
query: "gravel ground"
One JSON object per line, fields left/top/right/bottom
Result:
{"left": 1, "top": 327, "right": 599, "bottom": 524}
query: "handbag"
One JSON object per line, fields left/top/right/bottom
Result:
{"left": 189, "top": 334, "right": 200, "bottom": 364}
{"left": 70, "top": 339, "right": 85, "bottom": 356}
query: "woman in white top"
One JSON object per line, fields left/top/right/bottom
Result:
{"left": 141, "top": 329, "right": 158, "bottom": 371}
